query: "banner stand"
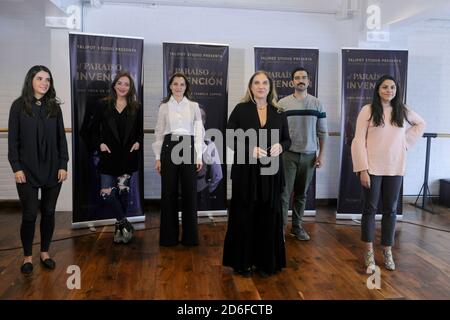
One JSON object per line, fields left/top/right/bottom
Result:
{"left": 69, "top": 32, "right": 145, "bottom": 228}
{"left": 254, "top": 46, "right": 319, "bottom": 216}
{"left": 336, "top": 214, "right": 403, "bottom": 221}
{"left": 336, "top": 48, "right": 408, "bottom": 220}
{"left": 71, "top": 216, "right": 145, "bottom": 230}
{"left": 163, "top": 42, "right": 229, "bottom": 216}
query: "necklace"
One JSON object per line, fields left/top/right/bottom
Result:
{"left": 256, "top": 104, "right": 267, "bottom": 110}
{"left": 115, "top": 101, "right": 126, "bottom": 112}
{"left": 35, "top": 100, "right": 41, "bottom": 106}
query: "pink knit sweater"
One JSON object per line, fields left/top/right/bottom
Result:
{"left": 351, "top": 104, "right": 426, "bottom": 176}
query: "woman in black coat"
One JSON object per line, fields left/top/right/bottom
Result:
{"left": 8, "top": 65, "right": 69, "bottom": 274}
{"left": 91, "top": 71, "right": 142, "bottom": 244}
{"left": 223, "top": 71, "right": 291, "bottom": 277}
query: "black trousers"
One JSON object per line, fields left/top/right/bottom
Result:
{"left": 16, "top": 182, "right": 62, "bottom": 256}
{"left": 361, "top": 175, "right": 403, "bottom": 246}
{"left": 160, "top": 134, "right": 198, "bottom": 246}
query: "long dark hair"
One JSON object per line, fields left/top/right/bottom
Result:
{"left": 370, "top": 74, "right": 410, "bottom": 127}
{"left": 21, "top": 65, "right": 60, "bottom": 117}
{"left": 103, "top": 71, "right": 140, "bottom": 114}
{"left": 161, "top": 72, "right": 193, "bottom": 103}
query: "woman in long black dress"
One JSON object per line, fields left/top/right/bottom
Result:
{"left": 223, "top": 71, "right": 291, "bottom": 277}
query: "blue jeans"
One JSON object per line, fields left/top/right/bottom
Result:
{"left": 100, "top": 174, "right": 131, "bottom": 221}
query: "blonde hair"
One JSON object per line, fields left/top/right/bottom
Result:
{"left": 241, "top": 71, "right": 282, "bottom": 112}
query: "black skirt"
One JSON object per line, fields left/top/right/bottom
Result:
{"left": 223, "top": 168, "right": 286, "bottom": 275}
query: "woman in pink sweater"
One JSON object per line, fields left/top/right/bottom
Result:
{"left": 351, "top": 75, "right": 425, "bottom": 272}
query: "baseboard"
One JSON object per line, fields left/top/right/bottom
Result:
{"left": 0, "top": 200, "right": 21, "bottom": 210}
{"left": 1, "top": 197, "right": 435, "bottom": 212}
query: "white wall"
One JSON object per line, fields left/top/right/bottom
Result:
{"left": 0, "top": 1, "right": 73, "bottom": 209}
{"left": 50, "top": 29, "right": 73, "bottom": 210}
{"left": 0, "top": 1, "right": 52, "bottom": 199}
{"left": 1, "top": 2, "right": 449, "bottom": 210}
{"left": 83, "top": 3, "right": 358, "bottom": 200}
{"left": 357, "top": 18, "right": 450, "bottom": 196}
{"left": 396, "top": 20, "right": 450, "bottom": 195}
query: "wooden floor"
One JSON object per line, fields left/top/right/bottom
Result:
{"left": 0, "top": 201, "right": 449, "bottom": 300}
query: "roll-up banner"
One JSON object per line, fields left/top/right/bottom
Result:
{"left": 337, "top": 48, "right": 408, "bottom": 219}
{"left": 70, "top": 33, "right": 144, "bottom": 227}
{"left": 163, "top": 42, "right": 229, "bottom": 213}
{"left": 254, "top": 47, "right": 319, "bottom": 214}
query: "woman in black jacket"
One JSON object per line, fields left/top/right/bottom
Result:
{"left": 8, "top": 65, "right": 69, "bottom": 274}
{"left": 223, "top": 71, "right": 291, "bottom": 277}
{"left": 92, "top": 71, "right": 142, "bottom": 244}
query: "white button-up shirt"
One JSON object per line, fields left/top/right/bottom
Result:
{"left": 152, "top": 96, "right": 204, "bottom": 163}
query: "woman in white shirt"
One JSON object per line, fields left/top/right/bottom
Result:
{"left": 152, "top": 73, "right": 204, "bottom": 246}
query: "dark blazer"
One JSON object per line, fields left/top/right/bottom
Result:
{"left": 8, "top": 97, "right": 69, "bottom": 187}
{"left": 91, "top": 100, "right": 143, "bottom": 176}
{"left": 226, "top": 101, "right": 291, "bottom": 206}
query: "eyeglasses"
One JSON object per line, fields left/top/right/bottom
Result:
{"left": 294, "top": 76, "right": 308, "bottom": 80}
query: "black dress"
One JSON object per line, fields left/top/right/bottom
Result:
{"left": 222, "top": 102, "right": 291, "bottom": 275}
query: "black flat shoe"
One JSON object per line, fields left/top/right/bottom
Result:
{"left": 21, "top": 262, "right": 33, "bottom": 274}
{"left": 40, "top": 257, "right": 56, "bottom": 270}
{"left": 159, "top": 242, "right": 179, "bottom": 247}
{"left": 181, "top": 241, "right": 199, "bottom": 247}
{"left": 235, "top": 268, "right": 253, "bottom": 277}
{"left": 256, "top": 269, "right": 270, "bottom": 278}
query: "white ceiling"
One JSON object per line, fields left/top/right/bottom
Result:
{"left": 94, "top": 0, "right": 346, "bottom": 14}
{"left": 2, "top": 0, "right": 450, "bottom": 26}
{"left": 93, "top": 0, "right": 450, "bottom": 24}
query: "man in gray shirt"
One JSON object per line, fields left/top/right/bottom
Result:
{"left": 278, "top": 67, "right": 327, "bottom": 241}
